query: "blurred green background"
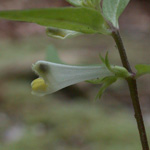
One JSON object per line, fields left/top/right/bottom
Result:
{"left": 0, "top": 0, "right": 150, "bottom": 150}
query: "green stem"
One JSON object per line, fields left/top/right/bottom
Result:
{"left": 112, "top": 29, "right": 149, "bottom": 150}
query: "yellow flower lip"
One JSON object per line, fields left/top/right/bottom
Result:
{"left": 31, "top": 78, "right": 48, "bottom": 92}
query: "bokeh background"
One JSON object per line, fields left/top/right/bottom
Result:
{"left": 0, "top": 0, "right": 150, "bottom": 149}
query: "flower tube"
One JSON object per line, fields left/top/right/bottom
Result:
{"left": 31, "top": 61, "right": 113, "bottom": 96}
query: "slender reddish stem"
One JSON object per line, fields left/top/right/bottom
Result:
{"left": 112, "top": 29, "right": 149, "bottom": 150}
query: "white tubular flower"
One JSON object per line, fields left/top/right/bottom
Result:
{"left": 31, "top": 61, "right": 113, "bottom": 96}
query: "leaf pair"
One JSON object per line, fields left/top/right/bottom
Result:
{"left": 0, "top": 0, "right": 131, "bottom": 38}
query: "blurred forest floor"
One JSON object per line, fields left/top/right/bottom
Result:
{"left": 0, "top": 0, "right": 150, "bottom": 150}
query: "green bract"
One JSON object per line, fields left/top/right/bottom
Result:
{"left": 102, "top": 0, "right": 130, "bottom": 28}
{"left": 96, "top": 76, "right": 117, "bottom": 99}
{"left": 0, "top": 7, "right": 110, "bottom": 35}
{"left": 87, "top": 76, "right": 117, "bottom": 99}
{"left": 100, "top": 53, "right": 131, "bottom": 78}
{"left": 87, "top": 53, "right": 131, "bottom": 99}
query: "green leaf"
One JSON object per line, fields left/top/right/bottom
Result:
{"left": 135, "top": 64, "right": 150, "bottom": 77}
{"left": 102, "top": 0, "right": 130, "bottom": 28}
{"left": 0, "top": 7, "right": 110, "bottom": 34}
{"left": 45, "top": 45, "right": 63, "bottom": 64}
{"left": 46, "top": 27, "right": 81, "bottom": 39}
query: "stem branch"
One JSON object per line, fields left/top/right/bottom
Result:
{"left": 112, "top": 29, "right": 149, "bottom": 150}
